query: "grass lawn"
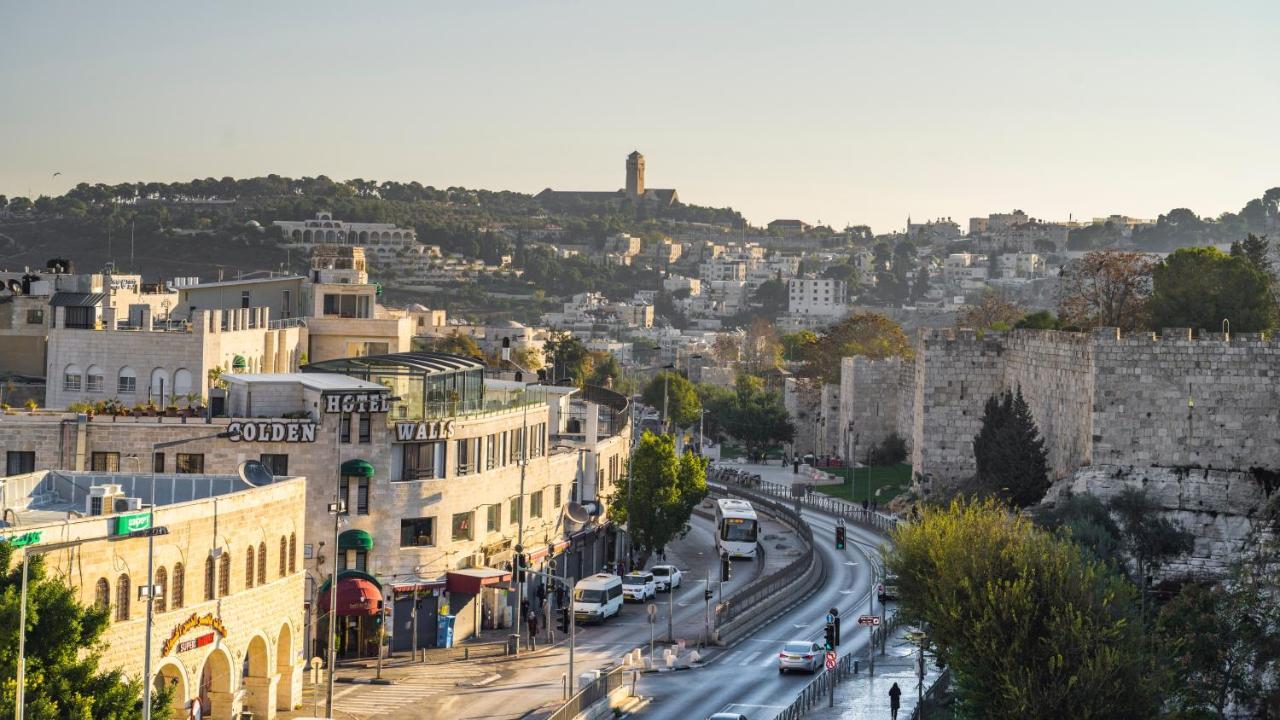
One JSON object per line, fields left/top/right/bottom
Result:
{"left": 813, "top": 463, "right": 913, "bottom": 504}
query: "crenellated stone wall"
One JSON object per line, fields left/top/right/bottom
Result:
{"left": 911, "top": 328, "right": 1005, "bottom": 483}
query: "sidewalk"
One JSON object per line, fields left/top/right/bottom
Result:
{"left": 808, "top": 621, "right": 941, "bottom": 720}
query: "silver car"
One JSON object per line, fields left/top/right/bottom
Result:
{"left": 777, "top": 640, "right": 823, "bottom": 673}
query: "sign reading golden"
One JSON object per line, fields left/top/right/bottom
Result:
{"left": 162, "top": 613, "right": 228, "bottom": 657}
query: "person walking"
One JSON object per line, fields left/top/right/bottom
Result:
{"left": 889, "top": 681, "right": 902, "bottom": 719}
{"left": 526, "top": 611, "right": 539, "bottom": 651}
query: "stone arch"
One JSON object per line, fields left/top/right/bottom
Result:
{"left": 63, "top": 363, "right": 82, "bottom": 392}
{"left": 275, "top": 622, "right": 298, "bottom": 710}
{"left": 243, "top": 633, "right": 277, "bottom": 719}
{"left": 85, "top": 364, "right": 104, "bottom": 393}
{"left": 325, "top": 230, "right": 336, "bottom": 242}
{"left": 149, "top": 368, "right": 170, "bottom": 405}
{"left": 173, "top": 368, "right": 193, "bottom": 397}
{"left": 303, "top": 229, "right": 312, "bottom": 243}
{"left": 359, "top": 230, "right": 368, "bottom": 243}
{"left": 291, "top": 229, "right": 302, "bottom": 241}
{"left": 154, "top": 657, "right": 190, "bottom": 720}
{"left": 197, "top": 645, "right": 235, "bottom": 719}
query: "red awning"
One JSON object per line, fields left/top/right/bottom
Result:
{"left": 446, "top": 567, "right": 512, "bottom": 594}
{"left": 317, "top": 577, "right": 382, "bottom": 616}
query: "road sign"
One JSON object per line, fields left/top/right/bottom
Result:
{"left": 857, "top": 615, "right": 881, "bottom": 627}
{"left": 825, "top": 613, "right": 835, "bottom": 624}
{"left": 825, "top": 651, "right": 837, "bottom": 670}
{"left": 647, "top": 604, "right": 657, "bottom": 623}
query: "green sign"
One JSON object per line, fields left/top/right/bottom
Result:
{"left": 3, "top": 531, "right": 42, "bottom": 548}
{"left": 114, "top": 513, "right": 151, "bottom": 535}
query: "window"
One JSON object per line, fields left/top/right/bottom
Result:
{"left": 509, "top": 497, "right": 522, "bottom": 525}
{"left": 322, "top": 293, "right": 366, "bottom": 318}
{"left": 282, "top": 290, "right": 292, "bottom": 318}
{"left": 530, "top": 491, "right": 543, "bottom": 519}
{"left": 288, "top": 533, "right": 297, "bottom": 573}
{"left": 508, "top": 429, "right": 522, "bottom": 464}
{"left": 240, "top": 290, "right": 251, "bottom": 309}
{"left": 400, "top": 441, "right": 444, "bottom": 481}
{"left": 486, "top": 504, "right": 501, "bottom": 533}
{"left": 452, "top": 512, "right": 474, "bottom": 542}
{"left": 204, "top": 557, "right": 216, "bottom": 601}
{"left": 338, "top": 474, "right": 350, "bottom": 508}
{"left": 399, "top": 517, "right": 435, "bottom": 547}
{"left": 95, "top": 578, "right": 110, "bottom": 610}
{"left": 117, "top": 367, "right": 137, "bottom": 394}
{"left": 26, "top": 308, "right": 43, "bottom": 325}
{"left": 63, "top": 364, "right": 82, "bottom": 392}
{"left": 339, "top": 415, "right": 351, "bottom": 444}
{"left": 65, "top": 306, "right": 94, "bottom": 329}
{"left": 115, "top": 574, "right": 130, "bottom": 621}
{"left": 218, "top": 552, "right": 230, "bottom": 597}
{"left": 171, "top": 563, "right": 184, "bottom": 610}
{"left": 279, "top": 537, "right": 288, "bottom": 578}
{"left": 358, "top": 415, "right": 371, "bottom": 444}
{"left": 6, "top": 451, "right": 34, "bottom": 475}
{"left": 456, "top": 438, "right": 474, "bottom": 476}
{"left": 356, "top": 478, "right": 369, "bottom": 515}
{"left": 176, "top": 454, "right": 204, "bottom": 474}
{"left": 153, "top": 452, "right": 164, "bottom": 473}
{"left": 257, "top": 543, "right": 267, "bottom": 585}
{"left": 155, "top": 567, "right": 168, "bottom": 613}
{"left": 85, "top": 365, "right": 104, "bottom": 393}
{"left": 498, "top": 433, "right": 509, "bottom": 467}
{"left": 260, "top": 454, "right": 288, "bottom": 475}
{"left": 485, "top": 435, "right": 497, "bottom": 470}
{"left": 245, "top": 546, "right": 255, "bottom": 589}
{"left": 554, "top": 484, "right": 562, "bottom": 508}
{"left": 353, "top": 550, "right": 367, "bottom": 571}
{"left": 90, "top": 452, "right": 120, "bottom": 472}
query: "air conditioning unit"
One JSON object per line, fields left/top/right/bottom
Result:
{"left": 114, "top": 497, "right": 144, "bottom": 513}
{"left": 461, "top": 552, "right": 486, "bottom": 570}
{"left": 87, "top": 484, "right": 124, "bottom": 516}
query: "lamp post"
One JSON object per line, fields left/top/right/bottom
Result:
{"left": 11, "top": 536, "right": 81, "bottom": 720}
{"left": 325, "top": 499, "right": 346, "bottom": 717}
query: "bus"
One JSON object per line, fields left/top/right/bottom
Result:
{"left": 715, "top": 498, "right": 759, "bottom": 559}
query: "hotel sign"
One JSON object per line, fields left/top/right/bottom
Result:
{"left": 227, "top": 420, "right": 318, "bottom": 443}
{"left": 325, "top": 392, "right": 392, "bottom": 414}
{"left": 162, "top": 612, "right": 228, "bottom": 657}
{"left": 395, "top": 420, "right": 456, "bottom": 441}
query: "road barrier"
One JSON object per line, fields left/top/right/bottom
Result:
{"left": 709, "top": 466, "right": 901, "bottom": 535}
{"left": 771, "top": 610, "right": 902, "bottom": 720}
{"left": 545, "top": 665, "right": 629, "bottom": 720}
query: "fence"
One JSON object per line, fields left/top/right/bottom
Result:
{"left": 546, "top": 664, "right": 629, "bottom": 720}
{"left": 909, "top": 668, "right": 952, "bottom": 720}
{"left": 710, "top": 466, "right": 901, "bottom": 535}
{"left": 770, "top": 611, "right": 901, "bottom": 720}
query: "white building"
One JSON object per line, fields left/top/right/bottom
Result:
{"left": 275, "top": 212, "right": 418, "bottom": 266}
{"left": 787, "top": 278, "right": 848, "bottom": 318}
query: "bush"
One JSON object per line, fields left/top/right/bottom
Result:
{"left": 866, "top": 432, "right": 907, "bottom": 466}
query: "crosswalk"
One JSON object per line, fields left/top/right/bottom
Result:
{"left": 719, "top": 648, "right": 778, "bottom": 668}
{"left": 329, "top": 665, "right": 490, "bottom": 718}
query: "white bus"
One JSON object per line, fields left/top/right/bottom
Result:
{"left": 715, "top": 498, "right": 759, "bottom": 559}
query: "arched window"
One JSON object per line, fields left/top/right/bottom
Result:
{"left": 257, "top": 542, "right": 267, "bottom": 585}
{"left": 63, "top": 363, "right": 83, "bottom": 392}
{"left": 95, "top": 578, "right": 110, "bottom": 610}
{"left": 85, "top": 365, "right": 104, "bottom": 393}
{"left": 115, "top": 574, "right": 130, "bottom": 621}
{"left": 154, "top": 567, "right": 168, "bottom": 613}
{"left": 218, "top": 552, "right": 230, "bottom": 597}
{"left": 279, "top": 536, "right": 287, "bottom": 578}
{"left": 117, "top": 366, "right": 137, "bottom": 395}
{"left": 204, "top": 556, "right": 216, "bottom": 601}
{"left": 245, "top": 546, "right": 255, "bottom": 589}
{"left": 173, "top": 368, "right": 193, "bottom": 397}
{"left": 288, "top": 533, "right": 297, "bottom": 574}
{"left": 172, "top": 562, "right": 185, "bottom": 609}
{"left": 149, "top": 368, "right": 170, "bottom": 405}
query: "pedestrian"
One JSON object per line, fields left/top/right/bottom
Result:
{"left": 792, "top": 458, "right": 800, "bottom": 474}
{"left": 889, "top": 682, "right": 902, "bottom": 719}
{"left": 862, "top": 499, "right": 869, "bottom": 511}
{"left": 527, "top": 611, "right": 539, "bottom": 651}
{"left": 520, "top": 598, "right": 530, "bottom": 626}
{"left": 537, "top": 583, "right": 547, "bottom": 608}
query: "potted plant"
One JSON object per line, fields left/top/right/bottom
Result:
{"left": 24, "top": 399, "right": 38, "bottom": 413}
{"left": 164, "top": 403, "right": 179, "bottom": 417}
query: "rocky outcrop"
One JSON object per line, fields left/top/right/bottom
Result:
{"left": 1044, "top": 464, "right": 1276, "bottom": 580}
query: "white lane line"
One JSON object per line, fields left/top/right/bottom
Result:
{"left": 739, "top": 650, "right": 762, "bottom": 665}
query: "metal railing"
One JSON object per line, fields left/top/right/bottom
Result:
{"left": 546, "top": 664, "right": 628, "bottom": 720}
{"left": 772, "top": 610, "right": 902, "bottom": 720}
{"left": 710, "top": 466, "right": 901, "bottom": 535}
{"left": 909, "top": 668, "right": 952, "bottom": 720}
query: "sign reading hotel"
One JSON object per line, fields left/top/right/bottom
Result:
{"left": 227, "top": 420, "right": 318, "bottom": 443}
{"left": 395, "top": 420, "right": 456, "bottom": 441}
{"left": 325, "top": 392, "right": 392, "bottom": 414}
{"left": 162, "top": 613, "right": 228, "bottom": 656}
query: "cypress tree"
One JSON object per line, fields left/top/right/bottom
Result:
{"left": 972, "top": 386, "right": 1050, "bottom": 508}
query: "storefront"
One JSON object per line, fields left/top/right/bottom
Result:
{"left": 317, "top": 569, "right": 384, "bottom": 660}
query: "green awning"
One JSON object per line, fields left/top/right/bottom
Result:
{"left": 338, "top": 529, "right": 374, "bottom": 551}
{"left": 341, "top": 459, "right": 375, "bottom": 478}
{"left": 232, "top": 354, "right": 247, "bottom": 370}
{"left": 318, "top": 568, "right": 381, "bottom": 594}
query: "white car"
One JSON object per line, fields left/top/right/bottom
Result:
{"left": 778, "top": 640, "right": 823, "bottom": 674}
{"left": 651, "top": 564, "right": 683, "bottom": 592}
{"left": 621, "top": 571, "right": 656, "bottom": 602}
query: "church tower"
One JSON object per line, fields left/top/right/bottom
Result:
{"left": 626, "top": 151, "right": 645, "bottom": 198}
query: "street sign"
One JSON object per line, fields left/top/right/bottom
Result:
{"left": 857, "top": 615, "right": 881, "bottom": 627}
{"left": 647, "top": 604, "right": 657, "bottom": 623}
{"left": 825, "top": 651, "right": 837, "bottom": 670}
{"left": 825, "top": 613, "right": 835, "bottom": 624}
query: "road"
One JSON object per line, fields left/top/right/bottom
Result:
{"left": 631, "top": 479, "right": 891, "bottom": 720}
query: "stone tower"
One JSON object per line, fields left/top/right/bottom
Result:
{"left": 626, "top": 151, "right": 645, "bottom": 198}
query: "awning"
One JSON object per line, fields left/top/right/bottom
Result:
{"left": 232, "top": 355, "right": 247, "bottom": 370}
{"left": 391, "top": 581, "right": 446, "bottom": 594}
{"left": 50, "top": 292, "right": 105, "bottom": 307}
{"left": 446, "top": 567, "right": 512, "bottom": 594}
{"left": 341, "top": 459, "right": 375, "bottom": 478}
{"left": 317, "top": 576, "right": 382, "bottom": 617}
{"left": 318, "top": 568, "right": 381, "bottom": 594}
{"left": 338, "top": 529, "right": 374, "bottom": 551}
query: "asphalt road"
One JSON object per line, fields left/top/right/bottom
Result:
{"left": 631, "top": 507, "right": 890, "bottom": 720}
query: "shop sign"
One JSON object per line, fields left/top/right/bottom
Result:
{"left": 227, "top": 420, "right": 318, "bottom": 443}
{"left": 173, "top": 632, "right": 215, "bottom": 654}
{"left": 113, "top": 513, "right": 151, "bottom": 535}
{"left": 162, "top": 613, "right": 228, "bottom": 657}
{"left": 1, "top": 530, "right": 42, "bottom": 548}
{"left": 325, "top": 392, "right": 392, "bottom": 414}
{"left": 394, "top": 420, "right": 456, "bottom": 441}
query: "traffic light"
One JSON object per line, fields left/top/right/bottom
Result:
{"left": 719, "top": 552, "right": 731, "bottom": 582}
{"left": 835, "top": 525, "right": 846, "bottom": 550}
{"left": 514, "top": 545, "right": 526, "bottom": 582}
{"left": 823, "top": 622, "right": 836, "bottom": 651}
{"left": 374, "top": 600, "right": 384, "bottom": 626}
{"left": 557, "top": 606, "right": 570, "bottom": 633}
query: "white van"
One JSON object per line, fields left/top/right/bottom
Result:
{"left": 573, "top": 573, "right": 624, "bottom": 624}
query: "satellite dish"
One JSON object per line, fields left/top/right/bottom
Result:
{"left": 6, "top": 279, "right": 22, "bottom": 294}
{"left": 564, "top": 502, "right": 591, "bottom": 524}
{"left": 237, "top": 460, "right": 274, "bottom": 487}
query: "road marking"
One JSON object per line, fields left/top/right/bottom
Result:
{"left": 739, "top": 651, "right": 762, "bottom": 665}
{"left": 844, "top": 561, "right": 859, "bottom": 566}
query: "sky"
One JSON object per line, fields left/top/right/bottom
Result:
{"left": 2, "top": 1, "right": 1278, "bottom": 231}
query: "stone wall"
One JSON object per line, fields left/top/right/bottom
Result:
{"left": 1001, "top": 330, "right": 1095, "bottom": 479}
{"left": 839, "top": 355, "right": 906, "bottom": 462}
{"left": 913, "top": 329, "right": 1004, "bottom": 484}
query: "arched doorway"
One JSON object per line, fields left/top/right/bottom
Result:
{"left": 243, "top": 634, "right": 277, "bottom": 719}
{"left": 276, "top": 623, "right": 299, "bottom": 711}
{"left": 154, "top": 659, "right": 189, "bottom": 720}
{"left": 197, "top": 647, "right": 235, "bottom": 719}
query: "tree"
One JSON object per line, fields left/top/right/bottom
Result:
{"left": 419, "top": 330, "right": 483, "bottom": 359}
{"left": 971, "top": 387, "right": 1049, "bottom": 508}
{"left": 608, "top": 432, "right": 708, "bottom": 568}
{"left": 957, "top": 291, "right": 1023, "bottom": 332}
{"left": 779, "top": 330, "right": 817, "bottom": 361}
{"left": 711, "top": 334, "right": 741, "bottom": 365}
{"left": 750, "top": 279, "right": 789, "bottom": 318}
{"left": 796, "top": 313, "right": 912, "bottom": 384}
{"left": 1149, "top": 246, "right": 1277, "bottom": 333}
{"left": 1058, "top": 250, "right": 1156, "bottom": 331}
{"left": 741, "top": 317, "right": 781, "bottom": 372}
{"left": 885, "top": 499, "right": 1161, "bottom": 719}
{"left": 912, "top": 265, "right": 931, "bottom": 301}
{"left": 1033, "top": 492, "right": 1124, "bottom": 568}
{"left": 544, "top": 332, "right": 593, "bottom": 384}
{"left": 1108, "top": 488, "right": 1194, "bottom": 618}
{"left": 1230, "top": 232, "right": 1273, "bottom": 278}
{"left": 0, "top": 545, "right": 173, "bottom": 719}
{"left": 1014, "top": 310, "right": 1063, "bottom": 330}
{"left": 720, "top": 375, "right": 795, "bottom": 458}
{"left": 641, "top": 371, "right": 702, "bottom": 428}
{"left": 584, "top": 351, "right": 622, "bottom": 388}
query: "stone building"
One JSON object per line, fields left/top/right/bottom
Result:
{"left": 0, "top": 469, "right": 307, "bottom": 720}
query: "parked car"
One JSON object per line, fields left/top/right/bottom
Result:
{"left": 651, "top": 564, "right": 683, "bottom": 592}
{"left": 778, "top": 640, "right": 823, "bottom": 674}
{"left": 621, "top": 571, "right": 656, "bottom": 602}
{"left": 878, "top": 572, "right": 900, "bottom": 603}
{"left": 573, "top": 573, "right": 623, "bottom": 623}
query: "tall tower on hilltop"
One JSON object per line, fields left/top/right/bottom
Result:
{"left": 626, "top": 150, "right": 645, "bottom": 198}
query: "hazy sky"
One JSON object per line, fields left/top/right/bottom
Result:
{"left": 3, "top": 1, "right": 1278, "bottom": 231}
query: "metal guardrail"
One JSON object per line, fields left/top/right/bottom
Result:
{"left": 546, "top": 664, "right": 628, "bottom": 720}
{"left": 771, "top": 610, "right": 902, "bottom": 720}
{"left": 712, "top": 466, "right": 901, "bottom": 535}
